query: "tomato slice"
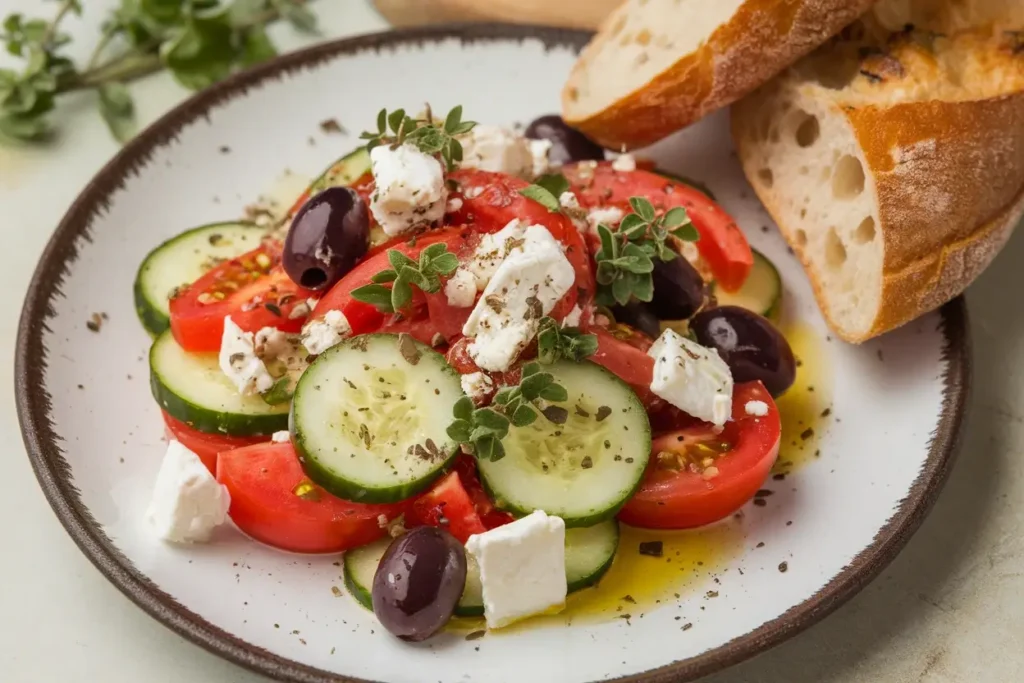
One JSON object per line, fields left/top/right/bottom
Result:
{"left": 217, "top": 442, "right": 404, "bottom": 554}
{"left": 563, "top": 163, "right": 753, "bottom": 292}
{"left": 618, "top": 382, "right": 781, "bottom": 529}
{"left": 169, "top": 243, "right": 316, "bottom": 352}
{"left": 590, "top": 327, "right": 657, "bottom": 406}
{"left": 453, "top": 456, "right": 514, "bottom": 530}
{"left": 161, "top": 411, "right": 264, "bottom": 474}
{"left": 406, "top": 470, "right": 487, "bottom": 544}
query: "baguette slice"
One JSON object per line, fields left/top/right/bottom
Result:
{"left": 732, "top": 22, "right": 1024, "bottom": 342}
{"left": 561, "top": 0, "right": 877, "bottom": 150}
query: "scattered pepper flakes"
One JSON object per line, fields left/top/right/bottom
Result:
{"left": 753, "top": 498, "right": 767, "bottom": 507}
{"left": 638, "top": 541, "right": 664, "bottom": 557}
{"left": 465, "top": 630, "right": 486, "bottom": 641}
{"left": 331, "top": 586, "right": 342, "bottom": 597}
{"left": 595, "top": 406, "right": 612, "bottom": 422}
{"left": 219, "top": 145, "right": 231, "bottom": 154}
{"left": 580, "top": 456, "right": 594, "bottom": 469}
{"left": 86, "top": 312, "right": 103, "bottom": 332}
{"left": 705, "top": 590, "right": 719, "bottom": 598}
{"left": 621, "top": 595, "right": 636, "bottom": 604}
{"left": 820, "top": 407, "right": 832, "bottom": 418}
{"left": 877, "top": 349, "right": 884, "bottom": 362}
{"left": 800, "top": 427, "right": 815, "bottom": 440}
{"left": 755, "top": 489, "right": 774, "bottom": 498}
{"left": 320, "top": 118, "right": 345, "bottom": 134}
{"left": 756, "top": 542, "right": 765, "bottom": 548}
{"left": 772, "top": 473, "right": 786, "bottom": 481}
{"left": 682, "top": 623, "right": 693, "bottom": 631}
{"left": 778, "top": 561, "right": 789, "bottom": 573}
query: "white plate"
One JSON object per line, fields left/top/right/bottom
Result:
{"left": 16, "top": 25, "right": 968, "bottom": 683}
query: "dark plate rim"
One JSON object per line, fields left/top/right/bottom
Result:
{"left": 14, "top": 22, "right": 971, "bottom": 683}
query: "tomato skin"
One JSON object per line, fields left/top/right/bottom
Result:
{"left": 453, "top": 456, "right": 514, "bottom": 529}
{"left": 169, "top": 243, "right": 316, "bottom": 352}
{"left": 618, "top": 382, "right": 781, "bottom": 530}
{"left": 217, "top": 442, "right": 404, "bottom": 554}
{"left": 563, "top": 163, "right": 753, "bottom": 292}
{"left": 406, "top": 471, "right": 487, "bottom": 544}
{"left": 590, "top": 328, "right": 657, "bottom": 407}
{"left": 161, "top": 411, "right": 264, "bottom": 474}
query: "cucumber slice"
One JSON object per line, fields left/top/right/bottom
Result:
{"left": 713, "top": 249, "right": 782, "bottom": 320}
{"left": 302, "top": 147, "right": 387, "bottom": 248}
{"left": 133, "top": 222, "right": 266, "bottom": 336}
{"left": 149, "top": 330, "right": 288, "bottom": 436}
{"left": 291, "top": 334, "right": 463, "bottom": 503}
{"left": 343, "top": 519, "right": 619, "bottom": 616}
{"left": 478, "top": 362, "right": 650, "bottom": 527}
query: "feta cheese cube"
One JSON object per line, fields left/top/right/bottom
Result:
{"left": 744, "top": 400, "right": 769, "bottom": 417}
{"left": 146, "top": 441, "right": 230, "bottom": 543}
{"left": 271, "top": 430, "right": 291, "bottom": 443}
{"left": 586, "top": 206, "right": 624, "bottom": 234}
{"left": 562, "top": 304, "right": 583, "bottom": 328}
{"left": 444, "top": 268, "right": 477, "bottom": 308}
{"left": 369, "top": 143, "right": 447, "bottom": 236}
{"left": 460, "top": 371, "right": 494, "bottom": 403}
{"left": 219, "top": 316, "right": 273, "bottom": 395}
{"left": 648, "top": 328, "right": 733, "bottom": 426}
{"left": 459, "top": 125, "right": 533, "bottom": 179}
{"left": 529, "top": 138, "right": 554, "bottom": 177}
{"left": 301, "top": 309, "right": 351, "bottom": 355}
{"left": 466, "top": 510, "right": 567, "bottom": 629}
{"left": 462, "top": 224, "right": 576, "bottom": 371}
{"left": 611, "top": 153, "right": 637, "bottom": 172}
{"left": 462, "top": 219, "right": 527, "bottom": 289}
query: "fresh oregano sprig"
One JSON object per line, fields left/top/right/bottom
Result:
{"left": 350, "top": 243, "right": 459, "bottom": 314}
{"left": 447, "top": 362, "right": 569, "bottom": 462}
{"left": 360, "top": 105, "right": 476, "bottom": 171}
{"left": 536, "top": 316, "right": 598, "bottom": 364}
{"left": 594, "top": 196, "right": 700, "bottom": 306}
{"left": 518, "top": 172, "right": 570, "bottom": 212}
{"left": 0, "top": 0, "right": 317, "bottom": 143}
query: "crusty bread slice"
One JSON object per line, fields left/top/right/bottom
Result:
{"left": 561, "top": 0, "right": 878, "bottom": 150}
{"left": 732, "top": 18, "right": 1024, "bottom": 342}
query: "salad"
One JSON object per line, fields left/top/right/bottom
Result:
{"left": 137, "top": 106, "right": 796, "bottom": 640}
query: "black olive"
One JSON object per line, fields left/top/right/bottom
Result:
{"left": 524, "top": 114, "right": 605, "bottom": 165}
{"left": 690, "top": 306, "right": 797, "bottom": 397}
{"left": 372, "top": 527, "right": 467, "bottom": 642}
{"left": 610, "top": 301, "right": 661, "bottom": 340}
{"left": 648, "top": 255, "right": 705, "bottom": 321}
{"left": 283, "top": 187, "right": 369, "bottom": 291}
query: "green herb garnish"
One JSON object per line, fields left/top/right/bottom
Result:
{"left": 536, "top": 316, "right": 598, "bottom": 364}
{"left": 447, "top": 362, "right": 568, "bottom": 462}
{"left": 360, "top": 105, "right": 476, "bottom": 171}
{"left": 1, "top": 1, "right": 317, "bottom": 143}
{"left": 261, "top": 377, "right": 293, "bottom": 406}
{"left": 350, "top": 243, "right": 459, "bottom": 313}
{"left": 594, "top": 196, "right": 699, "bottom": 306}
{"left": 517, "top": 172, "right": 571, "bottom": 212}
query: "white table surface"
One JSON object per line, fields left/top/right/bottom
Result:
{"left": 2, "top": 2, "right": 1022, "bottom": 682}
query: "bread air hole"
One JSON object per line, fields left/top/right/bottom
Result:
{"left": 853, "top": 216, "right": 876, "bottom": 244}
{"left": 825, "top": 227, "right": 847, "bottom": 269}
{"left": 795, "top": 113, "right": 820, "bottom": 147}
{"left": 832, "top": 155, "right": 865, "bottom": 199}
{"left": 757, "top": 168, "right": 774, "bottom": 188}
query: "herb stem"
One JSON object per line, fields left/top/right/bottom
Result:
{"left": 70, "top": 53, "right": 163, "bottom": 91}
{"left": 41, "top": 0, "right": 78, "bottom": 48}
{"left": 85, "top": 27, "right": 119, "bottom": 71}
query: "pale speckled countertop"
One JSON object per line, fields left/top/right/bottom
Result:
{"left": 1, "top": 2, "right": 1021, "bottom": 682}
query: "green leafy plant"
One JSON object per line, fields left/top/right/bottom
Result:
{"left": 350, "top": 243, "right": 459, "bottom": 314}
{"left": 517, "top": 172, "right": 570, "bottom": 212}
{"left": 594, "top": 196, "right": 700, "bottom": 306}
{"left": 447, "top": 362, "right": 568, "bottom": 462}
{"left": 536, "top": 316, "right": 598, "bottom": 364}
{"left": 360, "top": 105, "right": 476, "bottom": 171}
{"left": 0, "top": 0, "right": 317, "bottom": 143}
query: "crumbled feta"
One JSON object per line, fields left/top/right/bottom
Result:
{"left": 369, "top": 143, "right": 447, "bottom": 236}
{"left": 461, "top": 219, "right": 528, "bottom": 289}
{"left": 301, "top": 309, "right": 351, "bottom": 355}
{"left": 529, "top": 138, "right": 554, "bottom": 177}
{"left": 611, "top": 153, "right": 637, "bottom": 172}
{"left": 444, "top": 268, "right": 477, "bottom": 308}
{"left": 559, "top": 191, "right": 589, "bottom": 232}
{"left": 745, "top": 400, "right": 769, "bottom": 417}
{"left": 558, "top": 191, "right": 581, "bottom": 211}
{"left": 465, "top": 186, "right": 484, "bottom": 199}
{"left": 648, "top": 328, "right": 733, "bottom": 426}
{"left": 466, "top": 510, "right": 567, "bottom": 629}
{"left": 459, "top": 125, "right": 533, "bottom": 179}
{"left": 219, "top": 316, "right": 273, "bottom": 395}
{"left": 462, "top": 224, "right": 576, "bottom": 371}
{"left": 446, "top": 197, "right": 464, "bottom": 213}
{"left": 461, "top": 371, "right": 494, "bottom": 403}
{"left": 271, "top": 430, "right": 291, "bottom": 443}
{"left": 562, "top": 304, "right": 583, "bottom": 328}
{"left": 146, "top": 441, "right": 230, "bottom": 543}
{"left": 586, "top": 206, "right": 624, "bottom": 233}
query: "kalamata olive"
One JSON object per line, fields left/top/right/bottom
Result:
{"left": 372, "top": 527, "right": 467, "bottom": 642}
{"left": 648, "top": 255, "right": 705, "bottom": 321}
{"left": 283, "top": 186, "right": 369, "bottom": 291}
{"left": 524, "top": 114, "right": 605, "bottom": 165}
{"left": 611, "top": 301, "right": 661, "bottom": 340}
{"left": 689, "top": 306, "right": 796, "bottom": 397}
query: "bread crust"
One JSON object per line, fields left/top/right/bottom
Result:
{"left": 734, "top": 90, "right": 1024, "bottom": 341}
{"left": 562, "top": 0, "right": 878, "bottom": 150}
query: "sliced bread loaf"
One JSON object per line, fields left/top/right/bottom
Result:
{"left": 561, "top": 0, "right": 878, "bottom": 150}
{"left": 732, "top": 18, "right": 1024, "bottom": 341}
